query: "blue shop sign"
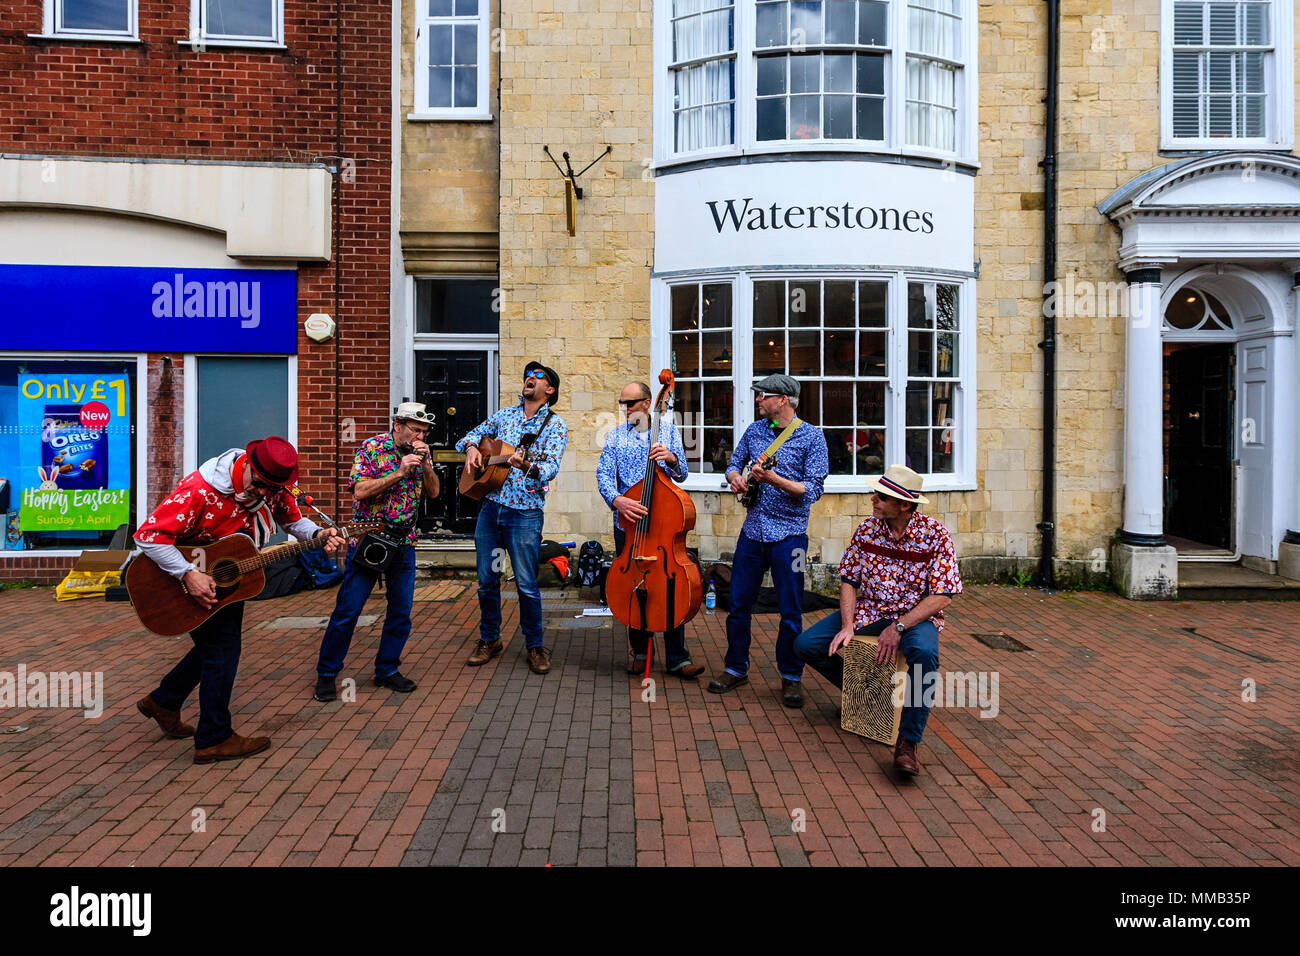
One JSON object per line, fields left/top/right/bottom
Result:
{"left": 0, "top": 264, "right": 298, "bottom": 354}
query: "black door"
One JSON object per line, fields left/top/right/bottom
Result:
{"left": 1164, "top": 343, "right": 1233, "bottom": 549}
{"left": 415, "top": 352, "right": 489, "bottom": 536}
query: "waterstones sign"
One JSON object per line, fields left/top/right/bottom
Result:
{"left": 654, "top": 160, "right": 974, "bottom": 274}
{"left": 0, "top": 264, "right": 297, "bottom": 354}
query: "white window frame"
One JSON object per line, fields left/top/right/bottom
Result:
{"left": 183, "top": 353, "right": 297, "bottom": 473}
{"left": 404, "top": 275, "right": 501, "bottom": 420}
{"left": 650, "top": 269, "right": 975, "bottom": 493}
{"left": 653, "top": 0, "right": 979, "bottom": 169}
{"left": 0, "top": 352, "right": 149, "bottom": 559}
{"left": 34, "top": 0, "right": 139, "bottom": 42}
{"left": 181, "top": 0, "right": 285, "bottom": 50}
{"left": 411, "top": 0, "right": 492, "bottom": 121}
{"left": 1160, "top": 0, "right": 1294, "bottom": 149}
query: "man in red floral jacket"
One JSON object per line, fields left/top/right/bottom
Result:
{"left": 134, "top": 436, "right": 344, "bottom": 764}
{"left": 793, "top": 464, "right": 962, "bottom": 776}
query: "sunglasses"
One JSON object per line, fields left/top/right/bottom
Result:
{"left": 250, "top": 474, "right": 282, "bottom": 491}
{"left": 618, "top": 397, "right": 648, "bottom": 407}
{"left": 524, "top": 369, "right": 551, "bottom": 384}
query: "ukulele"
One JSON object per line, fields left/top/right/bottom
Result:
{"left": 126, "top": 524, "right": 381, "bottom": 636}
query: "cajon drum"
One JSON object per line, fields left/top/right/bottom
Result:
{"left": 839, "top": 636, "right": 911, "bottom": 745}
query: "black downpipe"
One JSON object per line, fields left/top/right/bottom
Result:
{"left": 1036, "top": 0, "right": 1059, "bottom": 588}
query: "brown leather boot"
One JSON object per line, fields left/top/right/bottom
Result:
{"left": 136, "top": 694, "right": 195, "bottom": 739}
{"left": 194, "top": 733, "right": 271, "bottom": 765}
{"left": 527, "top": 646, "right": 551, "bottom": 674}
{"left": 893, "top": 737, "right": 920, "bottom": 776}
{"left": 467, "top": 639, "right": 503, "bottom": 666}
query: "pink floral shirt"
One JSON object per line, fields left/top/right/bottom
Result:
{"left": 837, "top": 512, "right": 963, "bottom": 631}
{"left": 348, "top": 434, "right": 423, "bottom": 543}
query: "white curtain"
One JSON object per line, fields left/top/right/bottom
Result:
{"left": 906, "top": 57, "right": 956, "bottom": 149}
{"left": 672, "top": 1, "right": 735, "bottom": 151}
{"left": 907, "top": 0, "right": 960, "bottom": 61}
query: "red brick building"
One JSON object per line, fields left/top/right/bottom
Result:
{"left": 0, "top": 0, "right": 393, "bottom": 582}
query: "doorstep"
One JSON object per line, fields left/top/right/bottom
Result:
{"left": 1177, "top": 561, "right": 1300, "bottom": 601}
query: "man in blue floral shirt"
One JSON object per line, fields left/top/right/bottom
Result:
{"left": 708, "top": 374, "right": 829, "bottom": 709}
{"left": 456, "top": 361, "right": 569, "bottom": 674}
{"left": 597, "top": 380, "right": 705, "bottom": 680}
{"left": 314, "top": 402, "right": 440, "bottom": 702}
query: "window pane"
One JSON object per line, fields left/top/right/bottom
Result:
{"left": 826, "top": 429, "right": 854, "bottom": 475}
{"left": 62, "top": 0, "right": 130, "bottom": 32}
{"left": 1207, "top": 95, "right": 1233, "bottom": 136}
{"left": 702, "top": 331, "right": 732, "bottom": 372}
{"left": 936, "top": 283, "right": 958, "bottom": 329}
{"left": 856, "top": 53, "right": 885, "bottom": 93}
{"left": 702, "top": 283, "right": 732, "bottom": 328}
{"left": 906, "top": 428, "right": 929, "bottom": 473}
{"left": 1208, "top": 3, "right": 1236, "bottom": 45}
{"left": 936, "top": 331, "right": 957, "bottom": 376}
{"left": 826, "top": 0, "right": 855, "bottom": 43}
{"left": 1172, "top": 2, "right": 1201, "bottom": 45}
{"left": 859, "top": 282, "right": 887, "bottom": 326}
{"left": 1241, "top": 94, "right": 1265, "bottom": 137}
{"left": 800, "top": 381, "right": 821, "bottom": 423}
{"left": 454, "top": 67, "right": 478, "bottom": 107}
{"left": 791, "top": 1, "right": 824, "bottom": 45}
{"left": 756, "top": 0, "right": 788, "bottom": 46}
{"left": 790, "top": 54, "right": 820, "bottom": 93}
{"left": 757, "top": 56, "right": 787, "bottom": 95}
{"left": 822, "top": 381, "right": 853, "bottom": 425}
{"left": 789, "top": 330, "right": 820, "bottom": 376}
{"left": 430, "top": 25, "right": 453, "bottom": 65}
{"left": 931, "top": 428, "right": 953, "bottom": 473}
{"left": 826, "top": 95, "right": 854, "bottom": 137}
{"left": 428, "top": 67, "right": 453, "bottom": 107}
{"left": 790, "top": 95, "right": 821, "bottom": 138}
{"left": 908, "top": 282, "right": 931, "bottom": 328}
{"left": 753, "top": 330, "right": 785, "bottom": 376}
{"left": 205, "top": 0, "right": 274, "bottom": 38}
{"left": 931, "top": 381, "right": 954, "bottom": 426}
{"left": 858, "top": 0, "right": 887, "bottom": 45}
{"left": 856, "top": 97, "right": 885, "bottom": 139}
{"left": 1171, "top": 51, "right": 1199, "bottom": 95}
{"left": 906, "top": 382, "right": 929, "bottom": 426}
{"left": 908, "top": 331, "right": 933, "bottom": 376}
{"left": 825, "top": 281, "right": 854, "bottom": 326}
{"left": 789, "top": 281, "right": 820, "bottom": 326}
{"left": 826, "top": 53, "right": 854, "bottom": 91}
{"left": 703, "top": 382, "right": 733, "bottom": 426}
{"left": 702, "top": 427, "right": 733, "bottom": 473}
{"left": 855, "top": 427, "right": 886, "bottom": 474}
{"left": 673, "top": 334, "right": 701, "bottom": 377}
{"left": 824, "top": 328, "right": 854, "bottom": 376}
{"left": 671, "top": 285, "right": 699, "bottom": 331}
{"left": 429, "top": 0, "right": 454, "bottom": 14}
{"left": 454, "top": 25, "right": 477, "bottom": 65}
{"left": 415, "top": 279, "right": 500, "bottom": 333}
{"left": 1206, "top": 51, "right": 1233, "bottom": 92}
{"left": 757, "top": 97, "right": 786, "bottom": 140}
{"left": 754, "top": 282, "right": 784, "bottom": 327}
{"left": 1242, "top": 52, "right": 1265, "bottom": 93}
{"left": 454, "top": 0, "right": 478, "bottom": 15}
{"left": 858, "top": 331, "right": 886, "bottom": 375}
{"left": 1243, "top": 3, "right": 1269, "bottom": 44}
{"left": 857, "top": 381, "right": 885, "bottom": 425}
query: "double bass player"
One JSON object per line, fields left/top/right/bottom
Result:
{"left": 597, "top": 380, "right": 705, "bottom": 679}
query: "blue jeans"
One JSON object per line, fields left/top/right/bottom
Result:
{"left": 793, "top": 611, "right": 940, "bottom": 744}
{"left": 474, "top": 498, "right": 544, "bottom": 649}
{"left": 613, "top": 523, "right": 690, "bottom": 670}
{"left": 316, "top": 541, "right": 417, "bottom": 679}
{"left": 152, "top": 600, "right": 244, "bottom": 750}
{"left": 724, "top": 532, "right": 806, "bottom": 681}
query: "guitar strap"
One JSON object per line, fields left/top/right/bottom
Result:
{"left": 759, "top": 418, "right": 802, "bottom": 462}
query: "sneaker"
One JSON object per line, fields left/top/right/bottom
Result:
{"left": 467, "top": 639, "right": 503, "bottom": 667}
{"left": 313, "top": 676, "right": 337, "bottom": 702}
{"left": 527, "top": 646, "right": 551, "bottom": 674}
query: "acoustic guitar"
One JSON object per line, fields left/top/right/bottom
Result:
{"left": 737, "top": 451, "right": 779, "bottom": 510}
{"left": 458, "top": 434, "right": 541, "bottom": 501}
{"left": 125, "top": 524, "right": 379, "bottom": 636}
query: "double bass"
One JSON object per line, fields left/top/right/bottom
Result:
{"left": 606, "top": 370, "right": 704, "bottom": 634}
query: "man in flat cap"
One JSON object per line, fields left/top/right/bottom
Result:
{"left": 793, "top": 464, "right": 963, "bottom": 775}
{"left": 314, "top": 402, "right": 441, "bottom": 701}
{"left": 709, "top": 374, "right": 829, "bottom": 708}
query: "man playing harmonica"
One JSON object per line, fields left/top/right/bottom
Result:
{"left": 314, "top": 402, "right": 440, "bottom": 701}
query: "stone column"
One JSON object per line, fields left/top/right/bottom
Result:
{"left": 1112, "top": 266, "right": 1178, "bottom": 598}
{"left": 1280, "top": 269, "right": 1300, "bottom": 580}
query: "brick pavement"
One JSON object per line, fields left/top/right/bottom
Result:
{"left": 0, "top": 581, "right": 1297, "bottom": 867}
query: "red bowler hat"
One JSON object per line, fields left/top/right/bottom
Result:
{"left": 244, "top": 436, "right": 300, "bottom": 487}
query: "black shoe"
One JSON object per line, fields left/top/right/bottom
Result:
{"left": 781, "top": 679, "right": 804, "bottom": 709}
{"left": 313, "top": 676, "right": 337, "bottom": 702}
{"left": 374, "top": 672, "right": 417, "bottom": 693}
{"left": 707, "top": 672, "right": 748, "bottom": 694}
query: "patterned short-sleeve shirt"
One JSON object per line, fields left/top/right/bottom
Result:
{"left": 837, "top": 512, "right": 963, "bottom": 631}
{"left": 349, "top": 433, "right": 424, "bottom": 543}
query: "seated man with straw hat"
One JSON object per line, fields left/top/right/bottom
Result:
{"left": 792, "top": 464, "right": 962, "bottom": 776}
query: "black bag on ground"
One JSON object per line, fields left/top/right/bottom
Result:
{"left": 576, "top": 539, "right": 605, "bottom": 588}
{"left": 537, "top": 539, "right": 572, "bottom": 588}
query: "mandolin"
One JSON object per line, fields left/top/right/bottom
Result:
{"left": 125, "top": 524, "right": 380, "bottom": 636}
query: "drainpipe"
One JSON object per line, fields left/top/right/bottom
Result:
{"left": 1036, "top": 0, "right": 1060, "bottom": 588}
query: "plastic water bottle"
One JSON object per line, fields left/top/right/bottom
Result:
{"left": 705, "top": 582, "right": 716, "bottom": 613}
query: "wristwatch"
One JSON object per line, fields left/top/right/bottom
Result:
{"left": 894, "top": 619, "right": 906, "bottom": 635}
